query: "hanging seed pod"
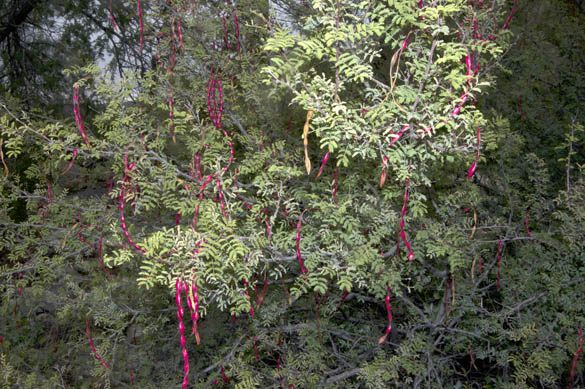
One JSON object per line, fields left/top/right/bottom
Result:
{"left": 175, "top": 279, "right": 190, "bottom": 389}
{"left": 137, "top": 0, "right": 144, "bottom": 52}
{"left": 378, "top": 284, "right": 393, "bottom": 344}
{"left": 85, "top": 318, "right": 108, "bottom": 370}
{"left": 315, "top": 152, "right": 329, "bottom": 180}
{"left": 296, "top": 213, "right": 307, "bottom": 274}
{"left": 303, "top": 111, "right": 313, "bottom": 174}
{"left": 568, "top": 329, "right": 584, "bottom": 389}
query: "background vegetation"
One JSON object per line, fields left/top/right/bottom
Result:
{"left": 1, "top": 0, "right": 584, "bottom": 388}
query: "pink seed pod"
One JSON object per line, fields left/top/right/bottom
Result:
{"left": 399, "top": 179, "right": 414, "bottom": 261}
{"left": 222, "top": 16, "right": 230, "bottom": 50}
{"left": 378, "top": 285, "right": 393, "bottom": 344}
{"left": 85, "top": 318, "right": 108, "bottom": 370}
{"left": 176, "top": 19, "right": 184, "bottom": 51}
{"left": 233, "top": 8, "right": 241, "bottom": 53}
{"left": 401, "top": 37, "right": 408, "bottom": 52}
{"left": 502, "top": 0, "right": 517, "bottom": 30}
{"left": 243, "top": 279, "right": 255, "bottom": 317}
{"left": 315, "top": 152, "right": 330, "bottom": 180}
{"left": 109, "top": 0, "right": 118, "bottom": 31}
{"left": 62, "top": 148, "right": 78, "bottom": 175}
{"left": 256, "top": 275, "right": 268, "bottom": 310}
{"left": 466, "top": 55, "right": 472, "bottom": 81}
{"left": 175, "top": 279, "right": 190, "bottom": 389}
{"left": 137, "top": 0, "right": 144, "bottom": 52}
{"left": 216, "top": 178, "right": 227, "bottom": 220}
{"left": 389, "top": 125, "right": 409, "bottom": 147}
{"left": 568, "top": 329, "right": 584, "bottom": 389}
{"left": 73, "top": 88, "right": 91, "bottom": 147}
{"left": 467, "top": 127, "right": 481, "bottom": 180}
{"left": 296, "top": 214, "right": 307, "bottom": 274}
{"left": 221, "top": 366, "right": 230, "bottom": 383}
{"left": 194, "top": 153, "right": 202, "bottom": 180}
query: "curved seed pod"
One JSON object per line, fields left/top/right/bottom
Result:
{"left": 378, "top": 285, "right": 393, "bottom": 344}
{"left": 569, "top": 329, "right": 584, "bottom": 389}
{"left": 303, "top": 111, "right": 313, "bottom": 174}
{"left": 315, "top": 152, "right": 329, "bottom": 180}
{"left": 85, "top": 318, "right": 108, "bottom": 370}
{"left": 175, "top": 279, "right": 189, "bottom": 389}
{"left": 73, "top": 88, "right": 91, "bottom": 147}
{"left": 62, "top": 148, "right": 78, "bottom": 175}
{"left": 216, "top": 178, "right": 227, "bottom": 220}
{"left": 296, "top": 213, "right": 307, "bottom": 274}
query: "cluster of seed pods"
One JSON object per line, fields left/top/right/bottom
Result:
{"left": 175, "top": 279, "right": 190, "bottom": 389}
{"left": 399, "top": 179, "right": 414, "bottom": 261}
{"left": 378, "top": 285, "right": 393, "bottom": 344}
{"left": 568, "top": 329, "right": 584, "bottom": 389}
{"left": 85, "top": 318, "right": 108, "bottom": 370}
{"left": 73, "top": 87, "right": 90, "bottom": 147}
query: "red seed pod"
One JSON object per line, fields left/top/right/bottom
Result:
{"left": 85, "top": 318, "right": 108, "bottom": 370}
{"left": 389, "top": 125, "right": 409, "bottom": 147}
{"left": 233, "top": 8, "right": 241, "bottom": 53}
{"left": 401, "top": 37, "right": 408, "bottom": 51}
{"left": 175, "top": 279, "right": 190, "bottom": 389}
{"left": 315, "top": 152, "right": 330, "bottom": 180}
{"left": 137, "top": 0, "right": 143, "bottom": 52}
{"left": 502, "top": 0, "right": 517, "bottom": 30}
{"left": 221, "top": 366, "right": 230, "bottom": 383}
{"left": 378, "top": 285, "right": 393, "bottom": 344}
{"left": 73, "top": 88, "right": 91, "bottom": 147}
{"left": 296, "top": 214, "right": 307, "bottom": 274}
{"left": 216, "top": 178, "right": 227, "bottom": 220}
{"left": 568, "top": 329, "right": 584, "bottom": 389}
{"left": 62, "top": 148, "right": 78, "bottom": 175}
{"left": 109, "top": 0, "right": 118, "bottom": 31}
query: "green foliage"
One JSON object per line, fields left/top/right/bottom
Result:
{"left": 1, "top": 0, "right": 585, "bottom": 388}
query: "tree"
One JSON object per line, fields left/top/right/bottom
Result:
{"left": 1, "top": 0, "right": 585, "bottom": 388}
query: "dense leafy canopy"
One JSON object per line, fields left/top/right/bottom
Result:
{"left": 1, "top": 0, "right": 584, "bottom": 388}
